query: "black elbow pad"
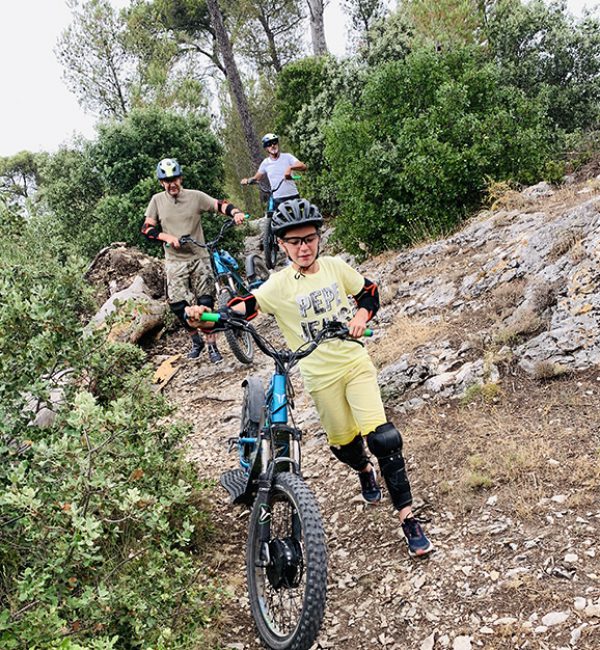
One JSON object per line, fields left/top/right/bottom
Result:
{"left": 141, "top": 221, "right": 161, "bottom": 241}
{"left": 353, "top": 278, "right": 380, "bottom": 319}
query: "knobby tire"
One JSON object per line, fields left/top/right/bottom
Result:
{"left": 218, "top": 289, "right": 254, "bottom": 364}
{"left": 251, "top": 254, "right": 271, "bottom": 285}
{"left": 263, "top": 220, "right": 279, "bottom": 270}
{"left": 247, "top": 472, "right": 327, "bottom": 650}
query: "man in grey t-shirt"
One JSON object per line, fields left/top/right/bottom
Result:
{"left": 241, "top": 133, "right": 307, "bottom": 209}
{"left": 141, "top": 158, "right": 246, "bottom": 362}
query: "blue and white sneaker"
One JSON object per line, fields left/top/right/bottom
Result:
{"left": 401, "top": 516, "right": 434, "bottom": 558}
{"left": 187, "top": 334, "right": 205, "bottom": 359}
{"left": 208, "top": 344, "right": 223, "bottom": 364}
{"left": 358, "top": 466, "right": 382, "bottom": 504}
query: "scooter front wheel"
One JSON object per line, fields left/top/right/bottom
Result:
{"left": 246, "top": 472, "right": 327, "bottom": 650}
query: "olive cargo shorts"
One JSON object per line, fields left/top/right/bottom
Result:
{"left": 166, "top": 257, "right": 215, "bottom": 305}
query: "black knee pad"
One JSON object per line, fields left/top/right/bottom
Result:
{"left": 330, "top": 434, "right": 370, "bottom": 472}
{"left": 169, "top": 300, "right": 194, "bottom": 331}
{"left": 196, "top": 294, "right": 215, "bottom": 309}
{"left": 367, "top": 422, "right": 412, "bottom": 510}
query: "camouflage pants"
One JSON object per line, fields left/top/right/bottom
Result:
{"left": 166, "top": 257, "right": 215, "bottom": 305}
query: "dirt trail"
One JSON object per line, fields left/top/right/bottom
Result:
{"left": 154, "top": 322, "right": 600, "bottom": 650}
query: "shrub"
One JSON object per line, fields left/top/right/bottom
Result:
{"left": 0, "top": 208, "right": 220, "bottom": 648}
{"left": 486, "top": 0, "right": 600, "bottom": 131}
{"left": 275, "top": 56, "right": 366, "bottom": 214}
{"left": 325, "top": 47, "right": 557, "bottom": 256}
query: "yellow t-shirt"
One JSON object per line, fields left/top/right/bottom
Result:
{"left": 253, "top": 256, "right": 370, "bottom": 391}
{"left": 144, "top": 188, "right": 215, "bottom": 261}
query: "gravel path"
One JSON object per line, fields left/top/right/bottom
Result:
{"left": 156, "top": 326, "right": 600, "bottom": 650}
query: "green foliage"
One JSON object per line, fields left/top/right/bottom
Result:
{"left": 229, "top": 0, "right": 306, "bottom": 74}
{"left": 123, "top": 0, "right": 211, "bottom": 112}
{"left": 272, "top": 1, "right": 598, "bottom": 257}
{"left": 0, "top": 207, "right": 220, "bottom": 648}
{"left": 564, "top": 129, "right": 600, "bottom": 172}
{"left": 275, "top": 56, "right": 331, "bottom": 131}
{"left": 486, "top": 0, "right": 600, "bottom": 130}
{"left": 86, "top": 341, "right": 148, "bottom": 404}
{"left": 359, "top": 10, "right": 413, "bottom": 66}
{"left": 0, "top": 214, "right": 93, "bottom": 416}
{"left": 325, "top": 47, "right": 557, "bottom": 255}
{"left": 402, "top": 0, "right": 485, "bottom": 49}
{"left": 275, "top": 56, "right": 365, "bottom": 213}
{"left": 0, "top": 151, "right": 47, "bottom": 211}
{"left": 221, "top": 76, "right": 277, "bottom": 216}
{"left": 40, "top": 145, "right": 105, "bottom": 238}
{"left": 56, "top": 0, "right": 133, "bottom": 118}
{"left": 58, "top": 0, "right": 209, "bottom": 118}
{"left": 341, "top": 0, "right": 388, "bottom": 53}
{"left": 42, "top": 107, "right": 227, "bottom": 259}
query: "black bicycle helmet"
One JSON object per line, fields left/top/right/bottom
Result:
{"left": 271, "top": 198, "right": 323, "bottom": 237}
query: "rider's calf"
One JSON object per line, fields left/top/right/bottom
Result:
{"left": 367, "top": 422, "right": 412, "bottom": 510}
{"left": 330, "top": 434, "right": 370, "bottom": 472}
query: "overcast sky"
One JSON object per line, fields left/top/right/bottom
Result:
{"left": 0, "top": 0, "right": 594, "bottom": 158}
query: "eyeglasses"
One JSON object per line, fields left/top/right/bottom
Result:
{"left": 280, "top": 233, "right": 320, "bottom": 247}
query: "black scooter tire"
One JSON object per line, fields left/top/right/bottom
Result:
{"left": 218, "top": 289, "right": 254, "bottom": 364}
{"left": 247, "top": 472, "right": 327, "bottom": 650}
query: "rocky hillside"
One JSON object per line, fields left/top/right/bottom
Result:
{"left": 370, "top": 179, "right": 600, "bottom": 408}
{"left": 104, "top": 177, "right": 600, "bottom": 650}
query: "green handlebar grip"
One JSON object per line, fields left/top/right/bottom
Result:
{"left": 200, "top": 312, "right": 220, "bottom": 322}
{"left": 291, "top": 173, "right": 302, "bottom": 180}
{"left": 364, "top": 328, "right": 373, "bottom": 337}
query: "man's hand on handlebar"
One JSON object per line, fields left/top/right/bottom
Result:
{"left": 163, "top": 233, "right": 181, "bottom": 248}
{"left": 185, "top": 305, "right": 212, "bottom": 329}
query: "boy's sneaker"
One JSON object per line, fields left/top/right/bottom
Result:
{"left": 358, "top": 466, "right": 382, "bottom": 504}
{"left": 187, "top": 334, "right": 204, "bottom": 359}
{"left": 208, "top": 344, "right": 223, "bottom": 364}
{"left": 401, "top": 516, "right": 433, "bottom": 558}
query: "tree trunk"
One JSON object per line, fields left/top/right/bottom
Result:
{"left": 306, "top": 0, "right": 328, "bottom": 55}
{"left": 205, "top": 0, "right": 263, "bottom": 169}
{"left": 257, "top": 9, "right": 282, "bottom": 73}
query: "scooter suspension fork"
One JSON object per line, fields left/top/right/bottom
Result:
{"left": 254, "top": 438, "right": 273, "bottom": 567}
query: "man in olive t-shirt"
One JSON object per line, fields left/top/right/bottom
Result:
{"left": 141, "top": 158, "right": 246, "bottom": 362}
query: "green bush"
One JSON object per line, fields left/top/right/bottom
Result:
{"left": 325, "top": 47, "right": 557, "bottom": 255}
{"left": 486, "top": 0, "right": 600, "bottom": 131}
{"left": 275, "top": 56, "right": 366, "bottom": 214}
{"left": 0, "top": 209, "right": 221, "bottom": 648}
{"left": 275, "top": 56, "right": 333, "bottom": 132}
